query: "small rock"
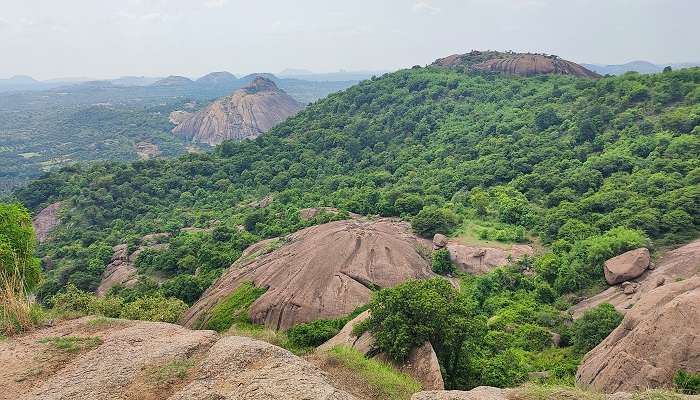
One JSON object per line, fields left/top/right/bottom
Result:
{"left": 528, "top": 371, "right": 550, "bottom": 380}
{"left": 655, "top": 276, "right": 665, "bottom": 287}
{"left": 621, "top": 281, "right": 637, "bottom": 295}
{"left": 433, "top": 234, "right": 448, "bottom": 249}
{"left": 647, "top": 262, "right": 655, "bottom": 270}
{"left": 550, "top": 332, "right": 562, "bottom": 347}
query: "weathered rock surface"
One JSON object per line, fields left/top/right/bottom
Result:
{"left": 411, "top": 386, "right": 511, "bottom": 400}
{"left": 32, "top": 202, "right": 61, "bottom": 244}
{"left": 446, "top": 243, "right": 533, "bottom": 274}
{"left": 173, "top": 77, "right": 303, "bottom": 146}
{"left": 133, "top": 141, "right": 160, "bottom": 160}
{"left": 576, "top": 276, "right": 700, "bottom": 393}
{"left": 432, "top": 50, "right": 601, "bottom": 79}
{"left": 96, "top": 236, "right": 170, "bottom": 296}
{"left": 168, "top": 110, "right": 193, "bottom": 125}
{"left": 3, "top": 317, "right": 356, "bottom": 400}
{"left": 604, "top": 248, "right": 650, "bottom": 285}
{"left": 433, "top": 234, "right": 448, "bottom": 249}
{"left": 299, "top": 207, "right": 339, "bottom": 220}
{"left": 571, "top": 239, "right": 700, "bottom": 317}
{"left": 320, "top": 310, "right": 444, "bottom": 390}
{"left": 182, "top": 218, "right": 434, "bottom": 330}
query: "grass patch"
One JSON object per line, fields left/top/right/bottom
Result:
{"left": 204, "top": 282, "right": 266, "bottom": 332}
{"left": 146, "top": 359, "right": 195, "bottom": 386}
{"left": 38, "top": 336, "right": 103, "bottom": 353}
{"left": 511, "top": 384, "right": 605, "bottom": 400}
{"left": 454, "top": 218, "right": 529, "bottom": 247}
{"left": 325, "top": 345, "right": 421, "bottom": 400}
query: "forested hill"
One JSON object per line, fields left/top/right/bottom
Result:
{"left": 15, "top": 65, "right": 700, "bottom": 299}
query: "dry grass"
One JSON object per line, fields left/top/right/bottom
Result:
{"left": 0, "top": 272, "right": 35, "bottom": 335}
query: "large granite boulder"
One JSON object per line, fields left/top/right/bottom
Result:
{"left": 603, "top": 248, "right": 650, "bottom": 285}
{"left": 446, "top": 243, "right": 533, "bottom": 274}
{"left": 182, "top": 218, "right": 434, "bottom": 330}
{"left": 576, "top": 276, "right": 700, "bottom": 392}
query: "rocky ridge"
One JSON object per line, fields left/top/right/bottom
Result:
{"left": 172, "top": 76, "right": 304, "bottom": 146}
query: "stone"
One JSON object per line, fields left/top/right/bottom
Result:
{"left": 31, "top": 202, "right": 61, "bottom": 244}
{"left": 411, "top": 386, "right": 511, "bottom": 400}
{"left": 432, "top": 233, "right": 448, "bottom": 248}
{"left": 604, "top": 248, "right": 650, "bottom": 285}
{"left": 576, "top": 276, "right": 700, "bottom": 392}
{"left": 621, "top": 281, "right": 637, "bottom": 295}
{"left": 182, "top": 218, "right": 434, "bottom": 330}
{"left": 446, "top": 243, "right": 534, "bottom": 274}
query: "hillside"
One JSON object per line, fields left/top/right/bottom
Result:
{"left": 172, "top": 77, "right": 304, "bottom": 146}
{"left": 0, "top": 74, "right": 357, "bottom": 193}
{"left": 9, "top": 60, "right": 700, "bottom": 393}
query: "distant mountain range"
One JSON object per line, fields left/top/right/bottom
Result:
{"left": 582, "top": 61, "right": 700, "bottom": 75}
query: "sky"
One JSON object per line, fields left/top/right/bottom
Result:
{"left": 1, "top": 0, "right": 699, "bottom": 80}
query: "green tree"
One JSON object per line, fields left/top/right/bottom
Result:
{"left": 0, "top": 203, "right": 42, "bottom": 291}
{"left": 431, "top": 248, "right": 455, "bottom": 275}
{"left": 412, "top": 206, "right": 458, "bottom": 238}
{"left": 571, "top": 303, "right": 623, "bottom": 354}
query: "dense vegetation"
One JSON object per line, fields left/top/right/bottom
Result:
{"left": 5, "top": 65, "right": 699, "bottom": 389}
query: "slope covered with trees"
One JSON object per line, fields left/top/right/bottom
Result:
{"left": 8, "top": 64, "right": 699, "bottom": 389}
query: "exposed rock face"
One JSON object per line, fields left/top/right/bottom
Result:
{"left": 570, "top": 240, "right": 700, "bottom": 317}
{"left": 182, "top": 218, "right": 434, "bottom": 330}
{"left": 576, "top": 276, "right": 700, "bottom": 393}
{"left": 603, "top": 248, "right": 650, "bottom": 285}
{"left": 96, "top": 235, "right": 171, "bottom": 296}
{"left": 32, "top": 202, "right": 61, "bottom": 244}
{"left": 299, "top": 207, "right": 339, "bottom": 221}
{"left": 133, "top": 141, "right": 160, "bottom": 160}
{"left": 172, "top": 77, "right": 304, "bottom": 146}
{"left": 446, "top": 243, "right": 534, "bottom": 274}
{"left": 320, "top": 310, "right": 444, "bottom": 390}
{"left": 411, "top": 386, "right": 511, "bottom": 400}
{"left": 432, "top": 234, "right": 448, "bottom": 249}
{"left": 3, "top": 317, "right": 356, "bottom": 400}
{"left": 96, "top": 244, "right": 138, "bottom": 297}
{"left": 432, "top": 50, "right": 601, "bottom": 79}
{"left": 168, "top": 110, "right": 193, "bottom": 125}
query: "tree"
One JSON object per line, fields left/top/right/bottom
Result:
{"left": 412, "top": 206, "right": 458, "bottom": 238}
{"left": 571, "top": 303, "right": 623, "bottom": 354}
{"left": 431, "top": 248, "right": 455, "bottom": 275}
{"left": 0, "top": 203, "right": 42, "bottom": 291}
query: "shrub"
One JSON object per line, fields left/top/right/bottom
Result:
{"left": 571, "top": 303, "right": 623, "bottom": 354}
{"left": 674, "top": 369, "right": 700, "bottom": 395}
{"left": 478, "top": 348, "right": 528, "bottom": 387}
{"left": 512, "top": 323, "right": 552, "bottom": 352}
{"left": 431, "top": 248, "right": 455, "bottom": 275}
{"left": 119, "top": 295, "right": 188, "bottom": 323}
{"left": 204, "top": 282, "right": 266, "bottom": 332}
{"left": 50, "top": 283, "right": 124, "bottom": 318}
{"left": 286, "top": 319, "right": 346, "bottom": 349}
{"left": 412, "top": 206, "right": 458, "bottom": 238}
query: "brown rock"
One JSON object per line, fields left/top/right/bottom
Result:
{"left": 411, "top": 386, "right": 511, "bottom": 400}
{"left": 96, "top": 244, "right": 137, "bottom": 297}
{"left": 570, "top": 240, "right": 700, "bottom": 318}
{"left": 31, "top": 202, "right": 61, "bottom": 244}
{"left": 168, "top": 110, "right": 193, "bottom": 125}
{"left": 621, "top": 281, "right": 637, "bottom": 295}
{"left": 576, "top": 276, "right": 700, "bottom": 392}
{"left": 181, "top": 218, "right": 434, "bottom": 330}
{"left": 433, "top": 234, "right": 448, "bottom": 249}
{"left": 172, "top": 77, "right": 304, "bottom": 146}
{"left": 5, "top": 317, "right": 356, "bottom": 400}
{"left": 604, "top": 248, "right": 650, "bottom": 285}
{"left": 299, "top": 207, "right": 339, "bottom": 221}
{"left": 133, "top": 141, "right": 160, "bottom": 160}
{"left": 318, "top": 310, "right": 373, "bottom": 355}
{"left": 446, "top": 243, "right": 534, "bottom": 274}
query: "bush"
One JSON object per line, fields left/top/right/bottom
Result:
{"left": 571, "top": 303, "right": 623, "bottom": 354}
{"left": 478, "top": 348, "right": 528, "bottom": 387}
{"left": 412, "top": 206, "right": 458, "bottom": 238}
{"left": 51, "top": 283, "right": 124, "bottom": 318}
{"left": 119, "top": 295, "right": 188, "bottom": 323}
{"left": 512, "top": 323, "right": 552, "bottom": 352}
{"left": 204, "top": 282, "right": 266, "bottom": 332}
{"left": 674, "top": 369, "right": 700, "bottom": 395}
{"left": 431, "top": 248, "right": 455, "bottom": 275}
{"left": 286, "top": 319, "right": 346, "bottom": 349}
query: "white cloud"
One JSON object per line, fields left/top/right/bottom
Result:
{"left": 412, "top": 0, "right": 441, "bottom": 15}
{"left": 204, "top": 0, "right": 227, "bottom": 9}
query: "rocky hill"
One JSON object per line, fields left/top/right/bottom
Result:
{"left": 195, "top": 71, "right": 238, "bottom": 85}
{"left": 432, "top": 50, "right": 601, "bottom": 78}
{"left": 182, "top": 218, "right": 435, "bottom": 330}
{"left": 171, "top": 76, "right": 304, "bottom": 146}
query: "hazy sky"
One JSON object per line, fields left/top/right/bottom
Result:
{"left": 1, "top": 0, "right": 698, "bottom": 80}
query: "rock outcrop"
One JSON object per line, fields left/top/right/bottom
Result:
{"left": 603, "top": 248, "right": 650, "bottom": 285}
{"left": 570, "top": 239, "right": 700, "bottom": 317}
{"left": 411, "top": 386, "right": 511, "bottom": 400}
{"left": 2, "top": 317, "right": 356, "bottom": 400}
{"left": 446, "top": 243, "right": 534, "bottom": 274}
{"left": 576, "top": 276, "right": 700, "bottom": 392}
{"left": 172, "top": 77, "right": 304, "bottom": 146}
{"left": 168, "top": 110, "right": 193, "bottom": 125}
{"left": 299, "top": 207, "right": 339, "bottom": 220}
{"left": 320, "top": 310, "right": 444, "bottom": 390}
{"left": 133, "top": 141, "right": 160, "bottom": 160}
{"left": 182, "top": 218, "right": 434, "bottom": 330}
{"left": 432, "top": 50, "right": 601, "bottom": 79}
{"left": 32, "top": 202, "right": 61, "bottom": 244}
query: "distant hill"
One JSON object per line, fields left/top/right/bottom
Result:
{"left": 152, "top": 75, "right": 195, "bottom": 86}
{"left": 278, "top": 69, "right": 388, "bottom": 82}
{"left": 196, "top": 71, "right": 238, "bottom": 85}
{"left": 172, "top": 76, "right": 304, "bottom": 146}
{"left": 583, "top": 60, "right": 700, "bottom": 75}
{"left": 432, "top": 50, "right": 601, "bottom": 78}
